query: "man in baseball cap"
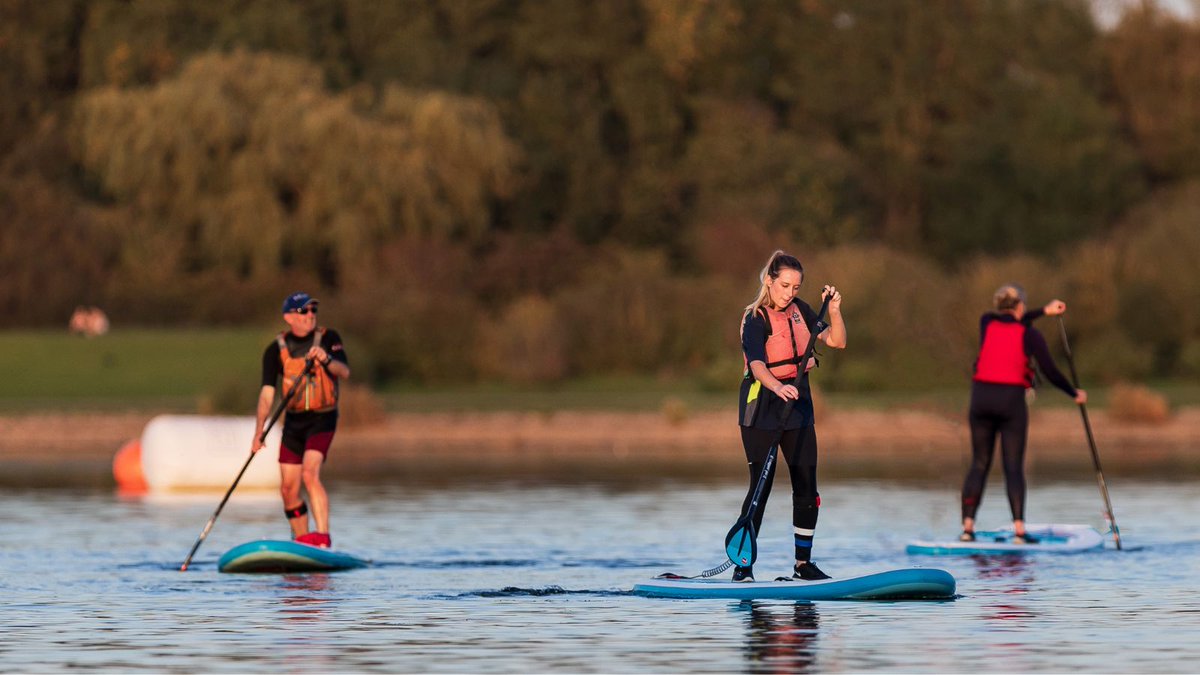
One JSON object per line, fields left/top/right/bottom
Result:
{"left": 250, "top": 291, "right": 350, "bottom": 548}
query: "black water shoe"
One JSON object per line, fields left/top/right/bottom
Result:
{"left": 1013, "top": 532, "right": 1039, "bottom": 545}
{"left": 959, "top": 531, "right": 976, "bottom": 542}
{"left": 792, "top": 561, "right": 832, "bottom": 581}
{"left": 732, "top": 565, "right": 754, "bottom": 582}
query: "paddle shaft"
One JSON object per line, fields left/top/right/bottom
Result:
{"left": 729, "top": 292, "right": 835, "bottom": 563}
{"left": 1057, "top": 318, "right": 1122, "bottom": 550}
{"left": 776, "top": 292, "right": 835, "bottom": 425}
{"left": 179, "top": 359, "right": 314, "bottom": 571}
{"left": 729, "top": 448, "right": 776, "bottom": 559}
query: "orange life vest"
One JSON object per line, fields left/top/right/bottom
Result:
{"left": 745, "top": 303, "right": 812, "bottom": 380}
{"left": 277, "top": 327, "right": 339, "bottom": 413}
{"left": 973, "top": 319, "right": 1035, "bottom": 387}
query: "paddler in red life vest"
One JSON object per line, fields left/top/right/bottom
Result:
{"left": 735, "top": 251, "right": 846, "bottom": 582}
{"left": 960, "top": 284, "right": 1087, "bottom": 544}
{"left": 250, "top": 292, "right": 351, "bottom": 549}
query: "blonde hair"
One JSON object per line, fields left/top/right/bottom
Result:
{"left": 741, "top": 250, "right": 803, "bottom": 337}
{"left": 993, "top": 283, "right": 1026, "bottom": 312}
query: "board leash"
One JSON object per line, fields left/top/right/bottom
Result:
{"left": 654, "top": 560, "right": 734, "bottom": 580}
{"left": 697, "top": 560, "right": 734, "bottom": 578}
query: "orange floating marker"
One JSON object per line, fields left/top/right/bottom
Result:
{"left": 113, "top": 438, "right": 148, "bottom": 494}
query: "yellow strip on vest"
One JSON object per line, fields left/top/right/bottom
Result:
{"left": 746, "top": 380, "right": 761, "bottom": 404}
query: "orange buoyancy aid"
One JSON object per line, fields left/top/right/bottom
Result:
{"left": 745, "top": 304, "right": 812, "bottom": 380}
{"left": 973, "top": 320, "right": 1035, "bottom": 387}
{"left": 277, "top": 327, "right": 339, "bottom": 413}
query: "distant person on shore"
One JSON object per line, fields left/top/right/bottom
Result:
{"left": 735, "top": 250, "right": 846, "bottom": 582}
{"left": 251, "top": 292, "right": 350, "bottom": 548}
{"left": 960, "top": 284, "right": 1086, "bottom": 544}
{"left": 68, "top": 306, "right": 109, "bottom": 337}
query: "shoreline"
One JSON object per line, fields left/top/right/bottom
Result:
{"left": 2, "top": 406, "right": 1198, "bottom": 486}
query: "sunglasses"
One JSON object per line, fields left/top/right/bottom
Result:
{"left": 292, "top": 306, "right": 318, "bottom": 315}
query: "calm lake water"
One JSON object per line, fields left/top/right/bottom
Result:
{"left": 3, "top": 475, "right": 1198, "bottom": 672}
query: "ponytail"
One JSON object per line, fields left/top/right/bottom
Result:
{"left": 740, "top": 250, "right": 804, "bottom": 337}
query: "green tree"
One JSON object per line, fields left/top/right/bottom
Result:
{"left": 0, "top": 0, "right": 84, "bottom": 153}
{"left": 761, "top": 0, "right": 1143, "bottom": 257}
{"left": 70, "top": 50, "right": 520, "bottom": 288}
{"left": 77, "top": 0, "right": 353, "bottom": 88}
{"left": 1106, "top": 5, "right": 1200, "bottom": 181}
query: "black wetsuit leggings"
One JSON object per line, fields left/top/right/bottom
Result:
{"left": 961, "top": 382, "right": 1029, "bottom": 522}
{"left": 740, "top": 426, "right": 819, "bottom": 562}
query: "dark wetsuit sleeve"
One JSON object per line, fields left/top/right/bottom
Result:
{"left": 978, "top": 313, "right": 993, "bottom": 343}
{"left": 742, "top": 313, "right": 768, "bottom": 366}
{"left": 322, "top": 329, "right": 348, "bottom": 366}
{"left": 1022, "top": 307, "right": 1046, "bottom": 324}
{"left": 261, "top": 343, "right": 281, "bottom": 388}
{"left": 1025, "top": 328, "right": 1076, "bottom": 397}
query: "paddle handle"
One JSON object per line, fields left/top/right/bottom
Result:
{"left": 179, "top": 359, "right": 314, "bottom": 571}
{"left": 1057, "top": 318, "right": 1122, "bottom": 550}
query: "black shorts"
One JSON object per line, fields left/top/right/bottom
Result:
{"left": 280, "top": 410, "right": 338, "bottom": 464}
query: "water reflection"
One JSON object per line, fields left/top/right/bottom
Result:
{"left": 971, "top": 556, "right": 1038, "bottom": 624}
{"left": 277, "top": 574, "right": 335, "bottom": 624}
{"left": 737, "top": 601, "right": 821, "bottom": 673}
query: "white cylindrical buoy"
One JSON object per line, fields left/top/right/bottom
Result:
{"left": 140, "top": 415, "right": 282, "bottom": 492}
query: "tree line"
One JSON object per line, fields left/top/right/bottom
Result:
{"left": 1, "top": 0, "right": 1198, "bottom": 388}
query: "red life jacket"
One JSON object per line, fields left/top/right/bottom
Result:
{"left": 277, "top": 327, "right": 339, "bottom": 412}
{"left": 973, "top": 319, "right": 1034, "bottom": 387}
{"left": 745, "top": 303, "right": 812, "bottom": 380}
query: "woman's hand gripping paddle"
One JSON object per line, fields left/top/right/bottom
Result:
{"left": 179, "top": 359, "right": 315, "bottom": 571}
{"left": 1057, "top": 318, "right": 1123, "bottom": 550}
{"left": 724, "top": 291, "right": 835, "bottom": 568}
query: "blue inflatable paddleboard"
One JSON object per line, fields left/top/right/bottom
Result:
{"left": 633, "top": 568, "right": 955, "bottom": 600}
{"left": 218, "top": 539, "right": 369, "bottom": 573}
{"left": 906, "top": 523, "right": 1104, "bottom": 555}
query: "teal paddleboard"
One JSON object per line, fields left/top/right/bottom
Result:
{"left": 633, "top": 568, "right": 956, "bottom": 600}
{"left": 218, "top": 539, "right": 369, "bottom": 573}
{"left": 906, "top": 523, "right": 1104, "bottom": 555}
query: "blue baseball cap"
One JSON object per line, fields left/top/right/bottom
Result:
{"left": 281, "top": 291, "right": 319, "bottom": 313}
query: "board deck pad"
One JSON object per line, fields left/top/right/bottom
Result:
{"left": 906, "top": 523, "right": 1104, "bottom": 555}
{"left": 218, "top": 539, "right": 369, "bottom": 573}
{"left": 633, "top": 568, "right": 956, "bottom": 600}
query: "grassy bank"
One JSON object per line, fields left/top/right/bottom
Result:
{"left": 1, "top": 328, "right": 272, "bottom": 411}
{"left": 2, "top": 329, "right": 1197, "bottom": 414}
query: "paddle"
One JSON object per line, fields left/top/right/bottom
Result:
{"left": 179, "top": 358, "right": 315, "bottom": 571}
{"left": 724, "top": 291, "right": 835, "bottom": 569}
{"left": 1056, "top": 318, "right": 1123, "bottom": 551}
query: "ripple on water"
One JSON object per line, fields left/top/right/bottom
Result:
{"left": 2, "top": 480, "right": 1199, "bottom": 672}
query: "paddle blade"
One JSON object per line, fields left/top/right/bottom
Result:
{"left": 725, "top": 518, "right": 757, "bottom": 567}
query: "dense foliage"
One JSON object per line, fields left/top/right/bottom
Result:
{"left": 2, "top": 0, "right": 1198, "bottom": 388}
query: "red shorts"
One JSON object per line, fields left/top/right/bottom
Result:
{"left": 279, "top": 431, "right": 334, "bottom": 464}
{"left": 279, "top": 412, "right": 337, "bottom": 465}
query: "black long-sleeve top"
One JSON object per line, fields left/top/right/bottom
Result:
{"left": 978, "top": 308, "right": 1076, "bottom": 397}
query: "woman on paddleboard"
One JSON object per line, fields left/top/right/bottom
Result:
{"left": 251, "top": 292, "right": 351, "bottom": 549}
{"left": 960, "top": 284, "right": 1086, "bottom": 544}
{"left": 736, "top": 251, "right": 846, "bottom": 582}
